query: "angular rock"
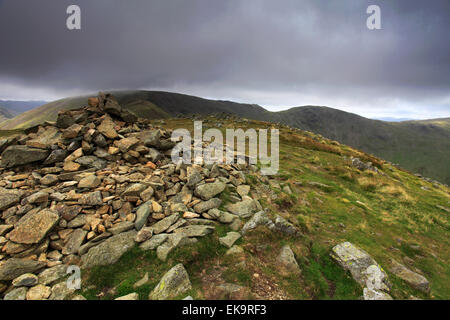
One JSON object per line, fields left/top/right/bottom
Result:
{"left": 40, "top": 174, "right": 59, "bottom": 186}
{"left": 241, "top": 211, "right": 275, "bottom": 234}
{"left": 115, "top": 137, "right": 139, "bottom": 153}
{"left": 62, "top": 229, "right": 87, "bottom": 255}
{"left": 38, "top": 265, "right": 68, "bottom": 286}
{"left": 115, "top": 292, "right": 139, "bottom": 300}
{"left": 148, "top": 263, "right": 192, "bottom": 300}
{"left": 135, "top": 227, "right": 154, "bottom": 243}
{"left": 44, "top": 149, "right": 68, "bottom": 165}
{"left": 78, "top": 175, "right": 101, "bottom": 188}
{"left": 219, "top": 232, "right": 241, "bottom": 248}
{"left": 97, "top": 116, "right": 118, "bottom": 139}
{"left": 109, "top": 221, "right": 135, "bottom": 235}
{"left": 194, "top": 181, "right": 226, "bottom": 201}
{"left": 363, "top": 287, "right": 393, "bottom": 300}
{"left": 193, "top": 198, "right": 222, "bottom": 213}
{"left": 135, "top": 203, "right": 151, "bottom": 230}
{"left": 4, "top": 287, "right": 28, "bottom": 300}
{"left": 62, "top": 124, "right": 83, "bottom": 139}
{"left": 0, "top": 193, "right": 20, "bottom": 211}
{"left": 49, "top": 281, "right": 75, "bottom": 300}
{"left": 140, "top": 234, "right": 169, "bottom": 251}
{"left": 8, "top": 209, "right": 59, "bottom": 244}
{"left": 152, "top": 214, "right": 180, "bottom": 234}
{"left": 277, "top": 245, "right": 301, "bottom": 276}
{"left": 331, "top": 242, "right": 391, "bottom": 295}
{"left": 26, "top": 284, "right": 52, "bottom": 300}
{"left": 0, "top": 258, "right": 46, "bottom": 281}
{"left": 236, "top": 185, "right": 250, "bottom": 197}
{"left": 78, "top": 191, "right": 103, "bottom": 206}
{"left": 274, "top": 215, "right": 301, "bottom": 236}
{"left": 173, "top": 225, "right": 215, "bottom": 238}
{"left": 81, "top": 230, "right": 137, "bottom": 269}
{"left": 26, "top": 126, "right": 61, "bottom": 149}
{"left": 12, "top": 273, "right": 39, "bottom": 287}
{"left": 25, "top": 191, "right": 49, "bottom": 204}
{"left": 226, "top": 199, "right": 258, "bottom": 218}
{"left": 389, "top": 259, "right": 430, "bottom": 293}
{"left": 156, "top": 234, "right": 196, "bottom": 261}
{"left": 122, "top": 183, "right": 147, "bottom": 197}
{"left": 1, "top": 145, "right": 49, "bottom": 168}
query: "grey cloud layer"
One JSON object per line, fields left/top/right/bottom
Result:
{"left": 0, "top": 0, "right": 449, "bottom": 118}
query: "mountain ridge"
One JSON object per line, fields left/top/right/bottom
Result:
{"left": 0, "top": 90, "right": 448, "bottom": 185}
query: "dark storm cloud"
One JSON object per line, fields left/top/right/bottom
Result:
{"left": 0, "top": 0, "right": 449, "bottom": 118}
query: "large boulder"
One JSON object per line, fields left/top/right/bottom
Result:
{"left": 81, "top": 230, "right": 137, "bottom": 269}
{"left": 331, "top": 242, "right": 391, "bottom": 300}
{"left": 8, "top": 209, "right": 59, "bottom": 244}
{"left": 148, "top": 264, "right": 192, "bottom": 300}
{"left": 1, "top": 145, "right": 49, "bottom": 168}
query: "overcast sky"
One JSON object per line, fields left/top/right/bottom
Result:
{"left": 0, "top": 0, "right": 449, "bottom": 119}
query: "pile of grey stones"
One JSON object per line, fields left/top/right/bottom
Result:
{"left": 0, "top": 93, "right": 269, "bottom": 300}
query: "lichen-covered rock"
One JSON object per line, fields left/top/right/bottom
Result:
{"left": 26, "top": 284, "right": 52, "bottom": 300}
{"left": 140, "top": 234, "right": 168, "bottom": 251}
{"left": 12, "top": 273, "right": 39, "bottom": 287}
{"left": 219, "top": 232, "right": 241, "bottom": 248}
{"left": 0, "top": 193, "right": 20, "bottom": 211}
{"left": 3, "top": 287, "right": 28, "bottom": 300}
{"left": 38, "top": 265, "right": 68, "bottom": 286}
{"left": 331, "top": 242, "right": 391, "bottom": 300}
{"left": 148, "top": 264, "right": 192, "bottom": 300}
{"left": 151, "top": 214, "right": 179, "bottom": 234}
{"left": 273, "top": 215, "right": 301, "bottom": 236}
{"left": 193, "top": 198, "right": 222, "bottom": 213}
{"left": 173, "top": 225, "right": 214, "bottom": 238}
{"left": 81, "top": 230, "right": 137, "bottom": 269}
{"left": 135, "top": 203, "right": 151, "bottom": 230}
{"left": 0, "top": 258, "right": 46, "bottom": 281}
{"left": 241, "top": 210, "right": 275, "bottom": 234}
{"left": 277, "top": 245, "right": 301, "bottom": 276}
{"left": 8, "top": 209, "right": 59, "bottom": 244}
{"left": 226, "top": 199, "right": 258, "bottom": 218}
{"left": 194, "top": 181, "right": 226, "bottom": 200}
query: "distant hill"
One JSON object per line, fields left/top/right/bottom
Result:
{"left": 0, "top": 100, "right": 47, "bottom": 116}
{"left": 0, "top": 106, "right": 15, "bottom": 123}
{"left": 0, "top": 90, "right": 448, "bottom": 184}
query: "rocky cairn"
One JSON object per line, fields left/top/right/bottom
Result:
{"left": 0, "top": 93, "right": 263, "bottom": 300}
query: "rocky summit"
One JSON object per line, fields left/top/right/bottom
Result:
{"left": 0, "top": 93, "right": 447, "bottom": 301}
{"left": 0, "top": 93, "right": 269, "bottom": 300}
